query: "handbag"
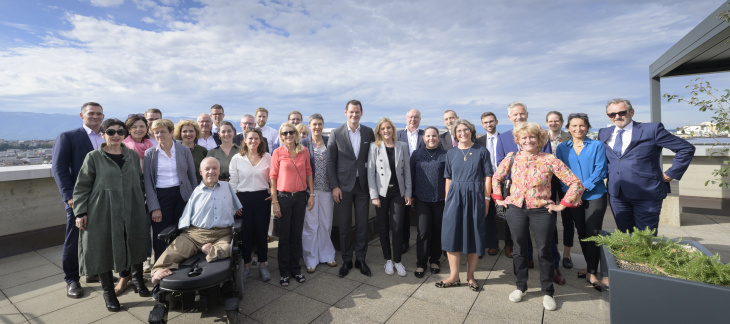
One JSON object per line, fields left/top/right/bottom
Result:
{"left": 495, "top": 153, "right": 515, "bottom": 220}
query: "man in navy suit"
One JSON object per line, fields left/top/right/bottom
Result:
{"left": 475, "top": 112, "right": 502, "bottom": 256}
{"left": 396, "top": 109, "right": 424, "bottom": 253}
{"left": 233, "top": 114, "right": 269, "bottom": 152}
{"left": 598, "top": 98, "right": 695, "bottom": 234}
{"left": 327, "top": 100, "right": 376, "bottom": 277}
{"left": 439, "top": 110, "right": 459, "bottom": 150}
{"left": 52, "top": 102, "right": 105, "bottom": 298}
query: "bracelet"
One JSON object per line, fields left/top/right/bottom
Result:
{"left": 272, "top": 201, "right": 279, "bottom": 204}
{"left": 484, "top": 197, "right": 491, "bottom": 201}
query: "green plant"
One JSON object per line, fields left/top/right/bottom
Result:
{"left": 664, "top": 78, "right": 730, "bottom": 188}
{"left": 584, "top": 228, "right": 730, "bottom": 287}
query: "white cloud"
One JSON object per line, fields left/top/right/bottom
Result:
{"left": 88, "top": 0, "right": 125, "bottom": 8}
{"left": 0, "top": 0, "right": 727, "bottom": 129}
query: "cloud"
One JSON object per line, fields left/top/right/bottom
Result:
{"left": 0, "top": 0, "right": 727, "bottom": 129}
{"left": 88, "top": 0, "right": 125, "bottom": 8}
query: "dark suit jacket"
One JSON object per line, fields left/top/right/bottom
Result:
{"left": 598, "top": 122, "right": 695, "bottom": 200}
{"left": 232, "top": 134, "right": 269, "bottom": 153}
{"left": 495, "top": 129, "right": 552, "bottom": 166}
{"left": 439, "top": 130, "right": 455, "bottom": 150}
{"left": 52, "top": 127, "right": 94, "bottom": 203}
{"left": 326, "top": 124, "right": 375, "bottom": 192}
{"left": 195, "top": 133, "right": 221, "bottom": 147}
{"left": 396, "top": 129, "right": 424, "bottom": 155}
{"left": 300, "top": 136, "right": 329, "bottom": 182}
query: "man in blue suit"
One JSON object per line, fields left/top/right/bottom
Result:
{"left": 598, "top": 98, "right": 695, "bottom": 234}
{"left": 396, "top": 109, "right": 425, "bottom": 253}
{"left": 52, "top": 102, "right": 105, "bottom": 298}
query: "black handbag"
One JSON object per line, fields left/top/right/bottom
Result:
{"left": 495, "top": 153, "right": 515, "bottom": 220}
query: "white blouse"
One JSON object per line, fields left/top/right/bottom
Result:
{"left": 229, "top": 153, "right": 271, "bottom": 192}
{"left": 156, "top": 144, "right": 180, "bottom": 188}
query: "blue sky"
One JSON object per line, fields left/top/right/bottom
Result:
{"left": 1, "top": 0, "right": 729, "bottom": 132}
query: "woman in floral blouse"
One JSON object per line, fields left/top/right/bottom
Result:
{"left": 492, "top": 122, "right": 584, "bottom": 311}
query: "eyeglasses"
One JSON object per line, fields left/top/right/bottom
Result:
{"left": 607, "top": 110, "right": 630, "bottom": 118}
{"left": 127, "top": 113, "right": 144, "bottom": 119}
{"left": 281, "top": 130, "right": 296, "bottom": 136}
{"left": 104, "top": 129, "right": 127, "bottom": 136}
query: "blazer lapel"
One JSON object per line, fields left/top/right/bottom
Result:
{"left": 623, "top": 123, "right": 643, "bottom": 156}
{"left": 341, "top": 125, "right": 356, "bottom": 158}
{"left": 78, "top": 127, "right": 95, "bottom": 152}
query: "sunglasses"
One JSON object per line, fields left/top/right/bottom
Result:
{"left": 281, "top": 130, "right": 296, "bottom": 136}
{"left": 127, "top": 113, "right": 144, "bottom": 119}
{"left": 607, "top": 110, "right": 630, "bottom": 118}
{"left": 104, "top": 129, "right": 127, "bottom": 136}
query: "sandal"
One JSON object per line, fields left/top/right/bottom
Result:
{"left": 435, "top": 279, "right": 461, "bottom": 288}
{"left": 294, "top": 274, "right": 306, "bottom": 283}
{"left": 467, "top": 280, "right": 480, "bottom": 292}
{"left": 280, "top": 276, "right": 290, "bottom": 287}
{"left": 577, "top": 269, "right": 587, "bottom": 279}
{"left": 587, "top": 278, "right": 603, "bottom": 292}
{"left": 114, "top": 275, "right": 132, "bottom": 296}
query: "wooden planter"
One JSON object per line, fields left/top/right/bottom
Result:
{"left": 600, "top": 239, "right": 730, "bottom": 323}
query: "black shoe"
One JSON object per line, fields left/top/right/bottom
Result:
{"left": 527, "top": 261, "right": 535, "bottom": 269}
{"left": 338, "top": 261, "right": 353, "bottom": 278}
{"left": 414, "top": 268, "right": 425, "bottom": 278}
{"left": 99, "top": 271, "right": 121, "bottom": 312}
{"left": 430, "top": 262, "right": 440, "bottom": 274}
{"left": 86, "top": 274, "right": 100, "bottom": 283}
{"left": 67, "top": 281, "right": 83, "bottom": 298}
{"left": 131, "top": 263, "right": 150, "bottom": 297}
{"left": 562, "top": 257, "right": 574, "bottom": 269}
{"left": 354, "top": 260, "right": 372, "bottom": 276}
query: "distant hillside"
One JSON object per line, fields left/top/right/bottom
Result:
{"left": 0, "top": 112, "right": 512, "bottom": 140}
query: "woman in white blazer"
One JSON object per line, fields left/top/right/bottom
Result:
{"left": 367, "top": 117, "right": 412, "bottom": 277}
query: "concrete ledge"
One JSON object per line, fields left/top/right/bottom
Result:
{"left": 660, "top": 195, "right": 681, "bottom": 226}
{"left": 0, "top": 165, "right": 52, "bottom": 182}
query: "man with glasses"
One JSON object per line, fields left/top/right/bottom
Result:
{"left": 598, "top": 98, "right": 695, "bottom": 234}
{"left": 396, "top": 109, "right": 424, "bottom": 253}
{"left": 210, "top": 104, "right": 225, "bottom": 135}
{"left": 52, "top": 102, "right": 106, "bottom": 299}
{"left": 145, "top": 108, "right": 162, "bottom": 146}
{"left": 233, "top": 114, "right": 269, "bottom": 151}
{"left": 476, "top": 112, "right": 502, "bottom": 256}
{"left": 196, "top": 113, "right": 220, "bottom": 150}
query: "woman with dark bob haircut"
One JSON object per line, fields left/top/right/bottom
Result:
{"left": 73, "top": 118, "right": 150, "bottom": 311}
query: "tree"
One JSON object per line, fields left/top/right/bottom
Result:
{"left": 664, "top": 78, "right": 730, "bottom": 188}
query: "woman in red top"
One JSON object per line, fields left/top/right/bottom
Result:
{"left": 270, "top": 123, "right": 314, "bottom": 287}
{"left": 492, "top": 122, "right": 584, "bottom": 311}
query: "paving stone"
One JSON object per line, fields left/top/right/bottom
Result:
{"left": 0, "top": 304, "right": 28, "bottom": 324}
{"left": 36, "top": 245, "right": 64, "bottom": 264}
{"left": 0, "top": 252, "right": 52, "bottom": 277}
{"left": 0, "top": 262, "right": 63, "bottom": 290}
{"left": 293, "top": 272, "right": 361, "bottom": 305}
{"left": 124, "top": 298, "right": 183, "bottom": 323}
{"left": 250, "top": 291, "right": 329, "bottom": 323}
{"left": 3, "top": 273, "right": 65, "bottom": 304}
{"left": 240, "top": 279, "right": 288, "bottom": 315}
{"left": 334, "top": 284, "right": 408, "bottom": 322}
{"left": 0, "top": 290, "right": 10, "bottom": 308}
{"left": 361, "top": 262, "right": 427, "bottom": 297}
{"left": 387, "top": 296, "right": 466, "bottom": 324}
{"left": 28, "top": 296, "right": 111, "bottom": 324}
{"left": 311, "top": 306, "right": 380, "bottom": 324}
{"left": 410, "top": 275, "right": 479, "bottom": 313}
{"left": 14, "top": 284, "right": 99, "bottom": 319}
{"left": 90, "top": 310, "right": 145, "bottom": 323}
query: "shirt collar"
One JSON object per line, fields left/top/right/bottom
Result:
{"left": 201, "top": 181, "right": 221, "bottom": 191}
{"left": 83, "top": 124, "right": 101, "bottom": 135}
{"left": 407, "top": 128, "right": 419, "bottom": 136}
{"left": 614, "top": 121, "right": 634, "bottom": 133}
{"left": 567, "top": 137, "right": 593, "bottom": 147}
{"left": 348, "top": 123, "right": 361, "bottom": 133}
{"left": 156, "top": 142, "right": 176, "bottom": 154}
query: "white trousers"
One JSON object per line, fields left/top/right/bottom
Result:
{"left": 302, "top": 190, "right": 336, "bottom": 268}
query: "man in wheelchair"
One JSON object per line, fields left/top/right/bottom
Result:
{"left": 148, "top": 157, "right": 244, "bottom": 323}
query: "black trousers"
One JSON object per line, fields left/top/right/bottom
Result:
{"left": 402, "top": 205, "right": 411, "bottom": 246}
{"left": 237, "top": 190, "right": 271, "bottom": 264}
{"left": 151, "top": 186, "right": 185, "bottom": 261}
{"left": 277, "top": 191, "right": 307, "bottom": 276}
{"left": 375, "top": 186, "right": 405, "bottom": 263}
{"left": 485, "top": 199, "right": 498, "bottom": 249}
{"left": 552, "top": 176, "right": 574, "bottom": 247}
{"left": 62, "top": 202, "right": 80, "bottom": 284}
{"left": 564, "top": 194, "right": 607, "bottom": 274}
{"left": 415, "top": 199, "right": 444, "bottom": 268}
{"left": 336, "top": 178, "right": 370, "bottom": 263}
{"left": 506, "top": 204, "right": 556, "bottom": 297}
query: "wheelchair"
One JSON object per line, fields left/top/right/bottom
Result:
{"left": 148, "top": 218, "right": 245, "bottom": 324}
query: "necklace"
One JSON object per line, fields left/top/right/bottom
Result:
{"left": 426, "top": 148, "right": 437, "bottom": 159}
{"left": 459, "top": 144, "right": 473, "bottom": 161}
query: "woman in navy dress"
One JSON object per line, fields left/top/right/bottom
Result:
{"left": 437, "top": 119, "right": 493, "bottom": 292}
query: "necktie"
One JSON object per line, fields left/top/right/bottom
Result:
{"left": 613, "top": 129, "right": 625, "bottom": 157}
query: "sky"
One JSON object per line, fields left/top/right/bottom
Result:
{"left": 1, "top": 0, "right": 729, "bottom": 133}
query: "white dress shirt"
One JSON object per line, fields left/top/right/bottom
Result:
{"left": 198, "top": 134, "right": 218, "bottom": 150}
{"left": 259, "top": 125, "right": 278, "bottom": 152}
{"left": 229, "top": 153, "right": 271, "bottom": 192}
{"left": 211, "top": 124, "right": 219, "bottom": 135}
{"left": 407, "top": 128, "right": 419, "bottom": 156}
{"left": 156, "top": 144, "right": 180, "bottom": 188}
{"left": 606, "top": 121, "right": 633, "bottom": 155}
{"left": 486, "top": 132, "right": 498, "bottom": 170}
{"left": 348, "top": 124, "right": 361, "bottom": 177}
{"left": 83, "top": 124, "right": 104, "bottom": 150}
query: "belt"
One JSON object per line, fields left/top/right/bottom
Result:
{"left": 278, "top": 190, "right": 307, "bottom": 197}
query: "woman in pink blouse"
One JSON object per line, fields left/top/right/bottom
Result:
{"left": 270, "top": 123, "right": 315, "bottom": 287}
{"left": 123, "top": 114, "right": 154, "bottom": 168}
{"left": 492, "top": 122, "right": 584, "bottom": 311}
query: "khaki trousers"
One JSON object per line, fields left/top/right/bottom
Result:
{"left": 151, "top": 227, "right": 232, "bottom": 274}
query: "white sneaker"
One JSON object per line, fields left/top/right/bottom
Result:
{"left": 543, "top": 295, "right": 556, "bottom": 311}
{"left": 509, "top": 289, "right": 526, "bottom": 303}
{"left": 394, "top": 262, "right": 406, "bottom": 277}
{"left": 384, "top": 260, "right": 394, "bottom": 275}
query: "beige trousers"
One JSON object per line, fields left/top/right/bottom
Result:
{"left": 151, "top": 227, "right": 232, "bottom": 273}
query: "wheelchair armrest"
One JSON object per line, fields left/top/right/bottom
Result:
{"left": 232, "top": 218, "right": 243, "bottom": 234}
{"left": 158, "top": 224, "right": 179, "bottom": 241}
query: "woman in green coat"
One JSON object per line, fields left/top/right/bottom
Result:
{"left": 73, "top": 119, "right": 150, "bottom": 312}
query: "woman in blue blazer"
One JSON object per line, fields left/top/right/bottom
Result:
{"left": 555, "top": 113, "right": 608, "bottom": 291}
{"left": 367, "top": 117, "right": 412, "bottom": 277}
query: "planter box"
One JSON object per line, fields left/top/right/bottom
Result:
{"left": 600, "top": 239, "right": 730, "bottom": 324}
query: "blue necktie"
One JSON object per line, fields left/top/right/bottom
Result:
{"left": 613, "top": 129, "right": 625, "bottom": 157}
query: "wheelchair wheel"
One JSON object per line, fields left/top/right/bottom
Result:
{"left": 233, "top": 256, "right": 245, "bottom": 300}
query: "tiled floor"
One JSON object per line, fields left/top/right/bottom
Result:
{"left": 1, "top": 211, "right": 728, "bottom": 323}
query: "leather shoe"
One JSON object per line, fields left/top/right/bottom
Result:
{"left": 504, "top": 246, "right": 513, "bottom": 258}
{"left": 487, "top": 248, "right": 498, "bottom": 256}
{"left": 67, "top": 281, "right": 83, "bottom": 298}
{"left": 562, "top": 257, "right": 573, "bottom": 269}
{"left": 86, "top": 274, "right": 100, "bottom": 283}
{"left": 354, "top": 260, "right": 372, "bottom": 276}
{"left": 527, "top": 260, "right": 534, "bottom": 269}
{"left": 338, "top": 261, "right": 353, "bottom": 278}
{"left": 553, "top": 269, "right": 566, "bottom": 285}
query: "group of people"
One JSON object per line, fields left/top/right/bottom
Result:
{"left": 52, "top": 98, "right": 695, "bottom": 312}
